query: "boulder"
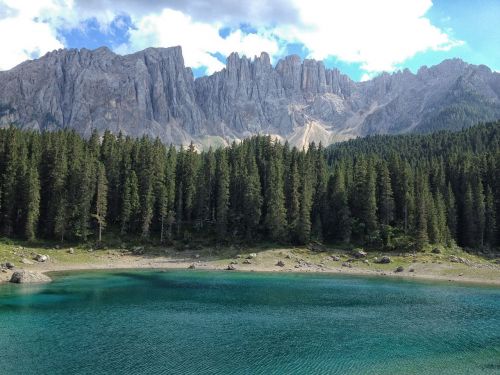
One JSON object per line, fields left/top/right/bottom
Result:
{"left": 246, "top": 253, "right": 257, "bottom": 259}
{"left": 67, "top": 248, "right": 75, "bottom": 254}
{"left": 5, "top": 262, "right": 15, "bottom": 269}
{"left": 395, "top": 266, "right": 404, "bottom": 273}
{"left": 21, "top": 258, "right": 34, "bottom": 265}
{"left": 33, "top": 254, "right": 49, "bottom": 262}
{"left": 342, "top": 262, "right": 352, "bottom": 268}
{"left": 378, "top": 256, "right": 391, "bottom": 264}
{"left": 132, "top": 246, "right": 144, "bottom": 255}
{"left": 243, "top": 259, "right": 252, "bottom": 264}
{"left": 331, "top": 255, "right": 341, "bottom": 261}
{"left": 10, "top": 270, "right": 51, "bottom": 284}
{"left": 226, "top": 264, "right": 236, "bottom": 271}
{"left": 188, "top": 264, "right": 196, "bottom": 269}
{"left": 431, "top": 248, "right": 441, "bottom": 254}
{"left": 352, "top": 249, "right": 367, "bottom": 258}
{"left": 307, "top": 241, "right": 326, "bottom": 252}
{"left": 276, "top": 260, "right": 285, "bottom": 267}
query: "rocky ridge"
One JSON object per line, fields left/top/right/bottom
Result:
{"left": 1, "top": 46, "right": 499, "bottom": 148}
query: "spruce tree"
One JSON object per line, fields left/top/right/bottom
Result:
{"left": 484, "top": 186, "right": 497, "bottom": 247}
{"left": 215, "top": 150, "right": 229, "bottom": 242}
{"left": 376, "top": 161, "right": 395, "bottom": 226}
{"left": 93, "top": 162, "right": 108, "bottom": 242}
{"left": 242, "top": 149, "right": 262, "bottom": 239}
{"left": 264, "top": 144, "right": 287, "bottom": 242}
{"left": 23, "top": 158, "right": 40, "bottom": 240}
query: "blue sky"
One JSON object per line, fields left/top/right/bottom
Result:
{"left": 0, "top": 0, "right": 498, "bottom": 81}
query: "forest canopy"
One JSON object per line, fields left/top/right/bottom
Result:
{"left": 0, "top": 122, "right": 498, "bottom": 252}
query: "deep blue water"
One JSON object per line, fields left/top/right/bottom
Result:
{"left": 0, "top": 270, "right": 499, "bottom": 374}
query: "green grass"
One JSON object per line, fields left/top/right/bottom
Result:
{"left": 1, "top": 237, "right": 498, "bottom": 283}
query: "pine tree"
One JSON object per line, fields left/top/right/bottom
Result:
{"left": 326, "top": 168, "right": 351, "bottom": 243}
{"left": 137, "top": 139, "right": 155, "bottom": 238}
{"left": 52, "top": 136, "right": 69, "bottom": 242}
{"left": 264, "top": 144, "right": 287, "bottom": 242}
{"left": 215, "top": 150, "right": 229, "bottom": 242}
{"left": 23, "top": 161, "right": 40, "bottom": 240}
{"left": 296, "top": 159, "right": 313, "bottom": 244}
{"left": 461, "top": 183, "right": 475, "bottom": 248}
{"left": 484, "top": 186, "right": 497, "bottom": 247}
{"left": 445, "top": 183, "right": 457, "bottom": 241}
{"left": 242, "top": 149, "right": 262, "bottom": 239}
{"left": 285, "top": 151, "right": 300, "bottom": 239}
{"left": 310, "top": 143, "right": 327, "bottom": 240}
{"left": 93, "top": 162, "right": 108, "bottom": 242}
{"left": 376, "top": 161, "right": 395, "bottom": 226}
{"left": 414, "top": 172, "right": 428, "bottom": 250}
{"left": 121, "top": 170, "right": 139, "bottom": 234}
{"left": 1, "top": 129, "right": 18, "bottom": 236}
{"left": 472, "top": 178, "right": 486, "bottom": 247}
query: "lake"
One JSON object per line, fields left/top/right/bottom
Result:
{"left": 0, "top": 270, "right": 499, "bottom": 374}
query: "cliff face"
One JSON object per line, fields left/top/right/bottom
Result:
{"left": 0, "top": 46, "right": 499, "bottom": 147}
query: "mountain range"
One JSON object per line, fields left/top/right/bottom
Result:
{"left": 1, "top": 46, "right": 499, "bottom": 148}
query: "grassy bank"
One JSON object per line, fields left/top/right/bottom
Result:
{"left": 1, "top": 238, "right": 499, "bottom": 285}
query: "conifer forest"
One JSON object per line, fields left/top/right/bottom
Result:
{"left": 0, "top": 122, "right": 498, "bottom": 252}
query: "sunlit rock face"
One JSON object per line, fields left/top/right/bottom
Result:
{"left": 1, "top": 46, "right": 499, "bottom": 148}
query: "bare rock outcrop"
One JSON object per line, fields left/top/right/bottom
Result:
{"left": 1, "top": 47, "right": 499, "bottom": 148}
{"left": 10, "top": 270, "right": 51, "bottom": 284}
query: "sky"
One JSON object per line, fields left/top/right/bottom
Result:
{"left": 0, "top": 0, "right": 498, "bottom": 81}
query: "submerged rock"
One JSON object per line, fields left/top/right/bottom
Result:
{"left": 10, "top": 270, "right": 51, "bottom": 284}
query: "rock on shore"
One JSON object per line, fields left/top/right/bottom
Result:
{"left": 9, "top": 270, "right": 51, "bottom": 284}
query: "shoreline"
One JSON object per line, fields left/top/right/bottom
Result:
{"left": 2, "top": 246, "right": 499, "bottom": 287}
{"left": 44, "top": 264, "right": 500, "bottom": 287}
{"left": 0, "top": 256, "right": 500, "bottom": 287}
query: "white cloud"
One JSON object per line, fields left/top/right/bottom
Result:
{"left": 0, "top": 0, "right": 64, "bottom": 70}
{"left": 0, "top": 0, "right": 462, "bottom": 77}
{"left": 277, "top": 0, "right": 463, "bottom": 73}
{"left": 121, "top": 9, "right": 280, "bottom": 74}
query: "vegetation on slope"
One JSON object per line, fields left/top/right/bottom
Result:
{"left": 0, "top": 122, "right": 498, "bottom": 255}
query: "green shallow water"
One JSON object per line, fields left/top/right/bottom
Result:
{"left": 0, "top": 270, "right": 499, "bottom": 375}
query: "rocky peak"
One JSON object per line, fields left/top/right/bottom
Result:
{"left": 0, "top": 46, "right": 499, "bottom": 149}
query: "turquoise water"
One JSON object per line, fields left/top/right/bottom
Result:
{"left": 0, "top": 270, "right": 499, "bottom": 374}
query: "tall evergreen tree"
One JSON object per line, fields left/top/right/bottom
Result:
{"left": 484, "top": 186, "right": 497, "bottom": 247}
{"left": 93, "top": 162, "right": 108, "bottom": 242}
{"left": 264, "top": 145, "right": 287, "bottom": 242}
{"left": 215, "top": 150, "right": 229, "bottom": 242}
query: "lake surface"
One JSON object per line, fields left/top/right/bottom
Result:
{"left": 0, "top": 270, "right": 499, "bottom": 374}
